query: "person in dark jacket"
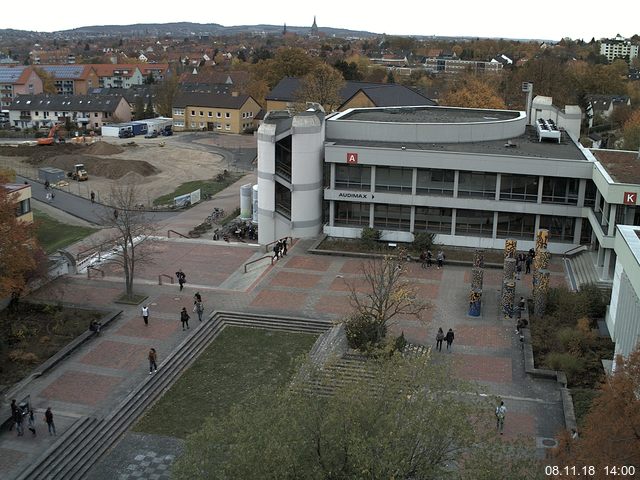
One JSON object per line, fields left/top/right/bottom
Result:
{"left": 435, "top": 328, "right": 444, "bottom": 352}
{"left": 180, "top": 307, "right": 190, "bottom": 330}
{"left": 445, "top": 328, "right": 455, "bottom": 352}
{"left": 148, "top": 348, "right": 158, "bottom": 374}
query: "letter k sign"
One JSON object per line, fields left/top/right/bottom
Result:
{"left": 624, "top": 192, "right": 637, "bottom": 205}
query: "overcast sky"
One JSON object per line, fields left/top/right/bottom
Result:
{"left": 2, "top": 0, "right": 638, "bottom": 41}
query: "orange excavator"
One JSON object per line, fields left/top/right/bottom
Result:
{"left": 37, "top": 123, "right": 66, "bottom": 146}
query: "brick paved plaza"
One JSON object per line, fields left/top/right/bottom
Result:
{"left": 0, "top": 191, "right": 569, "bottom": 478}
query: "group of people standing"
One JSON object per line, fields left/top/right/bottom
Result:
{"left": 419, "top": 250, "right": 446, "bottom": 269}
{"left": 515, "top": 249, "right": 535, "bottom": 279}
{"left": 9, "top": 400, "right": 55, "bottom": 437}
{"left": 435, "top": 328, "right": 455, "bottom": 352}
{"left": 272, "top": 238, "right": 288, "bottom": 260}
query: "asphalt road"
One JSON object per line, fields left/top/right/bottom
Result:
{"left": 19, "top": 175, "right": 178, "bottom": 226}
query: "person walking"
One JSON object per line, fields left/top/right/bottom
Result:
{"left": 445, "top": 328, "right": 455, "bottom": 352}
{"left": 9, "top": 399, "right": 19, "bottom": 432}
{"left": 148, "top": 348, "right": 158, "bottom": 374}
{"left": 90, "top": 191, "right": 95, "bottom": 203}
{"left": 525, "top": 255, "right": 532, "bottom": 274}
{"left": 141, "top": 305, "right": 150, "bottom": 326}
{"left": 436, "top": 251, "right": 445, "bottom": 269}
{"left": 14, "top": 405, "right": 24, "bottom": 436}
{"left": 45, "top": 407, "right": 56, "bottom": 436}
{"left": 44, "top": 179, "right": 50, "bottom": 190}
{"left": 495, "top": 401, "right": 507, "bottom": 434}
{"left": 194, "top": 300, "right": 204, "bottom": 322}
{"left": 272, "top": 242, "right": 280, "bottom": 260}
{"left": 281, "top": 238, "right": 288, "bottom": 256}
{"left": 435, "top": 328, "right": 444, "bottom": 352}
{"left": 180, "top": 307, "right": 190, "bottom": 330}
{"left": 28, "top": 409, "right": 36, "bottom": 436}
{"left": 176, "top": 269, "right": 186, "bottom": 291}
{"left": 427, "top": 250, "right": 433, "bottom": 267}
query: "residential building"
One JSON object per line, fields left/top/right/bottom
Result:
{"left": 138, "top": 64, "right": 170, "bottom": 83}
{"left": 423, "top": 56, "right": 503, "bottom": 75}
{"left": 8, "top": 94, "right": 131, "bottom": 130}
{"left": 172, "top": 92, "right": 260, "bottom": 133}
{"left": 258, "top": 103, "right": 640, "bottom": 289}
{"left": 0, "top": 66, "right": 43, "bottom": 112}
{"left": 265, "top": 78, "right": 435, "bottom": 113}
{"left": 607, "top": 224, "right": 640, "bottom": 364}
{"left": 585, "top": 94, "right": 631, "bottom": 128}
{"left": 599, "top": 34, "right": 639, "bottom": 63}
{"left": 3, "top": 183, "right": 33, "bottom": 224}
{"left": 93, "top": 65, "right": 144, "bottom": 89}
{"left": 35, "top": 65, "right": 99, "bottom": 95}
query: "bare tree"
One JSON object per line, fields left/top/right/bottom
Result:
{"left": 98, "top": 182, "right": 157, "bottom": 299}
{"left": 346, "top": 251, "right": 429, "bottom": 347}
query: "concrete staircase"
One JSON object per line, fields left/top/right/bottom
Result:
{"left": 565, "top": 251, "right": 612, "bottom": 292}
{"left": 14, "top": 311, "right": 332, "bottom": 480}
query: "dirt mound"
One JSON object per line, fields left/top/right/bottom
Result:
{"left": 84, "top": 141, "right": 124, "bottom": 156}
{"left": 41, "top": 154, "right": 160, "bottom": 180}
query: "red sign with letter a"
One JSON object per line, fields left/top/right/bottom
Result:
{"left": 346, "top": 152, "right": 358, "bottom": 164}
{"left": 623, "top": 192, "right": 637, "bottom": 205}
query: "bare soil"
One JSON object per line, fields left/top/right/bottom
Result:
{"left": 0, "top": 137, "right": 229, "bottom": 203}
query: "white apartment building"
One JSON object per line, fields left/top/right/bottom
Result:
{"left": 600, "top": 35, "right": 639, "bottom": 63}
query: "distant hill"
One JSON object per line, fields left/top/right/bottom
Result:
{"left": 0, "top": 22, "right": 378, "bottom": 39}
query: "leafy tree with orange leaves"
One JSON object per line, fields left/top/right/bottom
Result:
{"left": 551, "top": 346, "right": 640, "bottom": 478}
{"left": 441, "top": 76, "right": 506, "bottom": 110}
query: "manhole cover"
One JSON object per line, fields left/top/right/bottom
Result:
{"left": 542, "top": 439, "right": 557, "bottom": 447}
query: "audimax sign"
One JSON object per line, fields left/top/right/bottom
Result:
{"left": 338, "top": 192, "right": 369, "bottom": 199}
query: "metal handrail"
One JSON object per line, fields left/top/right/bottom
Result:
{"left": 87, "top": 266, "right": 105, "bottom": 279}
{"left": 244, "top": 255, "right": 275, "bottom": 273}
{"left": 264, "top": 236, "right": 293, "bottom": 253}
{"left": 158, "top": 274, "right": 174, "bottom": 285}
{"left": 563, "top": 244, "right": 588, "bottom": 258}
{"left": 167, "top": 229, "right": 188, "bottom": 238}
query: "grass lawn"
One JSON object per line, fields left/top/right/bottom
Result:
{"left": 133, "top": 326, "right": 318, "bottom": 439}
{"left": 152, "top": 173, "right": 242, "bottom": 206}
{"left": 33, "top": 210, "right": 97, "bottom": 254}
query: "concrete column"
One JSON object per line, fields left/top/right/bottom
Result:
{"left": 595, "top": 190, "right": 602, "bottom": 213}
{"left": 608, "top": 204, "right": 617, "bottom": 236}
{"left": 534, "top": 214, "right": 540, "bottom": 234}
{"left": 411, "top": 168, "right": 417, "bottom": 196}
{"left": 573, "top": 217, "right": 583, "bottom": 245}
{"left": 330, "top": 163, "right": 335, "bottom": 189}
{"left": 370, "top": 165, "right": 376, "bottom": 194}
{"left": 577, "top": 179, "right": 586, "bottom": 208}
{"left": 602, "top": 200, "right": 610, "bottom": 228}
{"left": 410, "top": 206, "right": 416, "bottom": 233}
{"left": 369, "top": 203, "right": 374, "bottom": 228}
{"left": 453, "top": 170, "right": 459, "bottom": 197}
{"left": 537, "top": 175, "right": 544, "bottom": 204}
{"left": 602, "top": 249, "right": 612, "bottom": 280}
{"left": 597, "top": 244, "right": 605, "bottom": 267}
{"left": 492, "top": 211, "right": 498, "bottom": 239}
{"left": 451, "top": 208, "right": 457, "bottom": 236}
{"left": 495, "top": 173, "right": 501, "bottom": 201}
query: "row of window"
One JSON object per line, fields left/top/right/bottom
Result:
{"left": 334, "top": 165, "right": 586, "bottom": 206}
{"left": 189, "top": 122, "right": 231, "bottom": 130}
{"left": 177, "top": 110, "right": 255, "bottom": 119}
{"left": 333, "top": 202, "right": 577, "bottom": 242}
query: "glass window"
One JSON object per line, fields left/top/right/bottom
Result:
{"left": 225, "top": 112, "right": 230, "bottom": 118}
{"left": 335, "top": 165, "right": 371, "bottom": 190}
{"left": 375, "top": 167, "right": 413, "bottom": 193}
{"left": 416, "top": 168, "right": 454, "bottom": 196}
{"left": 216, "top": 112, "right": 221, "bottom": 118}
{"left": 496, "top": 213, "right": 536, "bottom": 239}
{"left": 500, "top": 174, "right": 539, "bottom": 202}
{"left": 16, "top": 198, "right": 31, "bottom": 216}
{"left": 539, "top": 215, "right": 575, "bottom": 243}
{"left": 584, "top": 180, "right": 597, "bottom": 208}
{"left": 455, "top": 209, "right": 494, "bottom": 237}
{"left": 542, "top": 177, "right": 578, "bottom": 205}
{"left": 414, "top": 207, "right": 452, "bottom": 233}
{"left": 335, "top": 202, "right": 370, "bottom": 227}
{"left": 457, "top": 171, "right": 496, "bottom": 199}
{"left": 275, "top": 182, "right": 291, "bottom": 219}
{"left": 199, "top": 111, "right": 204, "bottom": 116}
{"left": 191, "top": 110, "right": 195, "bottom": 116}
{"left": 208, "top": 112, "right": 213, "bottom": 117}
{"left": 373, "top": 204, "right": 411, "bottom": 231}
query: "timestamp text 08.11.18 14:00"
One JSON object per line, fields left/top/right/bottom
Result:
{"left": 545, "top": 465, "right": 636, "bottom": 476}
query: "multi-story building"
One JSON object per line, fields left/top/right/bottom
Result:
{"left": 422, "top": 57, "right": 503, "bottom": 75}
{"left": 599, "top": 35, "right": 639, "bottom": 63}
{"left": 8, "top": 94, "right": 131, "bottom": 130}
{"left": 35, "top": 65, "right": 99, "bottom": 95}
{"left": 0, "top": 66, "right": 43, "bottom": 114}
{"left": 258, "top": 104, "right": 640, "bottom": 281}
{"left": 172, "top": 92, "right": 260, "bottom": 133}
{"left": 3, "top": 183, "right": 33, "bottom": 224}
{"left": 93, "top": 65, "right": 144, "bottom": 89}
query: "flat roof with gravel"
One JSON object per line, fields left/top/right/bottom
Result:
{"left": 591, "top": 150, "right": 640, "bottom": 184}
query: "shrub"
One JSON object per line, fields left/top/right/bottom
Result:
{"left": 344, "top": 313, "right": 386, "bottom": 352}
{"left": 546, "top": 352, "right": 585, "bottom": 383}
{"left": 360, "top": 227, "right": 381, "bottom": 248}
{"left": 7, "top": 350, "right": 39, "bottom": 363}
{"left": 412, "top": 232, "right": 435, "bottom": 253}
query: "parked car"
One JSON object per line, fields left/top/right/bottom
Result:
{"left": 119, "top": 130, "right": 134, "bottom": 138}
{"left": 160, "top": 128, "right": 173, "bottom": 137}
{"left": 144, "top": 131, "right": 158, "bottom": 139}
